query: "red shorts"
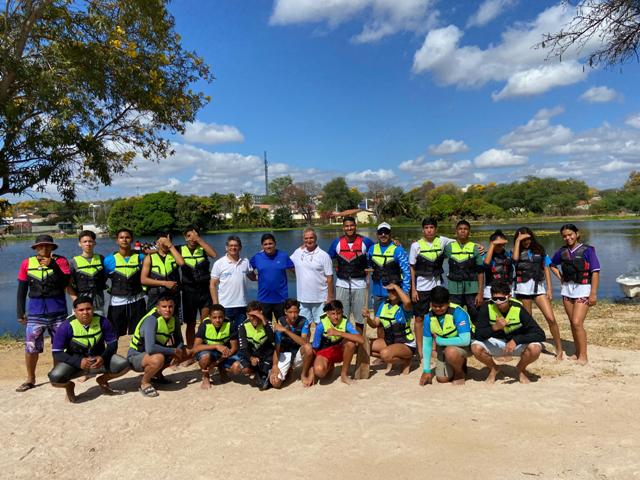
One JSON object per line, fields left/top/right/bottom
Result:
{"left": 315, "top": 344, "right": 344, "bottom": 365}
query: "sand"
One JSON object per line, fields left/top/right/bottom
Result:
{"left": 2, "top": 305, "right": 640, "bottom": 480}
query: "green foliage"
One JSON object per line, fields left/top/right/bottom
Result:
{"left": 267, "top": 176, "right": 293, "bottom": 206}
{"left": 108, "top": 191, "right": 177, "bottom": 234}
{"left": 0, "top": 0, "right": 212, "bottom": 200}
{"left": 272, "top": 207, "right": 295, "bottom": 228}
{"left": 319, "top": 177, "right": 362, "bottom": 212}
{"left": 427, "top": 194, "right": 459, "bottom": 220}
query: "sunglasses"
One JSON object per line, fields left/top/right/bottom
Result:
{"left": 491, "top": 296, "right": 509, "bottom": 304}
{"left": 377, "top": 229, "right": 391, "bottom": 235}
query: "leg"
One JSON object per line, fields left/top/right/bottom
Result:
{"left": 562, "top": 297, "right": 578, "bottom": 360}
{"left": 471, "top": 342, "right": 499, "bottom": 384}
{"left": 379, "top": 343, "right": 413, "bottom": 374}
{"left": 197, "top": 352, "right": 213, "bottom": 389}
{"left": 443, "top": 346, "right": 467, "bottom": 385}
{"left": 568, "top": 300, "right": 590, "bottom": 365}
{"left": 20, "top": 320, "right": 46, "bottom": 389}
{"left": 48, "top": 362, "right": 81, "bottom": 403}
{"left": 140, "top": 353, "right": 167, "bottom": 390}
{"left": 340, "top": 341, "right": 357, "bottom": 384}
{"left": 312, "top": 355, "right": 332, "bottom": 380}
{"left": 129, "top": 298, "right": 148, "bottom": 336}
{"left": 519, "top": 297, "right": 533, "bottom": 315}
{"left": 516, "top": 343, "right": 542, "bottom": 383}
{"left": 534, "top": 294, "right": 563, "bottom": 360}
{"left": 96, "top": 355, "right": 129, "bottom": 394}
{"left": 370, "top": 338, "right": 388, "bottom": 358}
{"left": 300, "top": 344, "right": 316, "bottom": 387}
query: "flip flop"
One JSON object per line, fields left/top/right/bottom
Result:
{"left": 139, "top": 385, "right": 159, "bottom": 398}
{"left": 15, "top": 382, "right": 35, "bottom": 392}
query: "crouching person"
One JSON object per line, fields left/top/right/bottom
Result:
{"left": 192, "top": 303, "right": 242, "bottom": 389}
{"left": 419, "top": 286, "right": 471, "bottom": 387}
{"left": 306, "top": 300, "right": 364, "bottom": 386}
{"left": 48, "top": 296, "right": 129, "bottom": 402}
{"left": 471, "top": 281, "right": 545, "bottom": 384}
{"left": 238, "top": 301, "right": 276, "bottom": 390}
{"left": 127, "top": 295, "right": 190, "bottom": 397}
{"left": 270, "top": 298, "right": 312, "bottom": 389}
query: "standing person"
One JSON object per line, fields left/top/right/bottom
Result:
{"left": 409, "top": 217, "right": 454, "bottom": 359}
{"left": 141, "top": 232, "right": 185, "bottom": 310}
{"left": 178, "top": 225, "right": 217, "bottom": 349}
{"left": 483, "top": 230, "right": 513, "bottom": 300}
{"left": 104, "top": 228, "right": 147, "bottom": 337}
{"left": 550, "top": 224, "right": 600, "bottom": 365}
{"left": 68, "top": 230, "right": 107, "bottom": 315}
{"left": 290, "top": 228, "right": 334, "bottom": 324}
{"left": 471, "top": 282, "right": 545, "bottom": 384}
{"left": 513, "top": 227, "right": 563, "bottom": 360}
{"left": 238, "top": 301, "right": 277, "bottom": 390}
{"left": 249, "top": 233, "right": 294, "bottom": 322}
{"left": 270, "top": 299, "right": 312, "bottom": 388}
{"left": 443, "top": 220, "right": 484, "bottom": 322}
{"left": 328, "top": 216, "right": 374, "bottom": 329}
{"left": 210, "top": 235, "right": 252, "bottom": 330}
{"left": 16, "top": 235, "right": 71, "bottom": 392}
{"left": 368, "top": 222, "right": 410, "bottom": 313}
{"left": 48, "top": 296, "right": 129, "bottom": 402}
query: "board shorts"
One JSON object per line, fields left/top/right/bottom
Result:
{"left": 412, "top": 290, "right": 432, "bottom": 317}
{"left": 435, "top": 345, "right": 471, "bottom": 378}
{"left": 276, "top": 350, "right": 304, "bottom": 380}
{"left": 315, "top": 344, "right": 344, "bottom": 366}
{"left": 127, "top": 350, "right": 172, "bottom": 372}
{"left": 25, "top": 312, "right": 67, "bottom": 354}
{"left": 195, "top": 350, "right": 241, "bottom": 370}
{"left": 108, "top": 298, "right": 147, "bottom": 337}
{"left": 48, "top": 354, "right": 129, "bottom": 384}
{"left": 563, "top": 296, "right": 589, "bottom": 305}
{"left": 182, "top": 288, "right": 212, "bottom": 325}
{"left": 472, "top": 338, "right": 542, "bottom": 357}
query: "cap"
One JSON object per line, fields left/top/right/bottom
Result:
{"left": 377, "top": 222, "right": 391, "bottom": 232}
{"left": 31, "top": 234, "right": 58, "bottom": 250}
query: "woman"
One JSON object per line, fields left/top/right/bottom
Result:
{"left": 513, "top": 227, "right": 563, "bottom": 360}
{"left": 482, "top": 229, "right": 513, "bottom": 301}
{"left": 550, "top": 224, "right": 600, "bottom": 365}
{"left": 362, "top": 283, "right": 415, "bottom": 375}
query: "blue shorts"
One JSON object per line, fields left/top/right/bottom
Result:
{"left": 25, "top": 312, "right": 67, "bottom": 354}
{"left": 195, "top": 350, "right": 241, "bottom": 369}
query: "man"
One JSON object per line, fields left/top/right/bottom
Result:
{"left": 328, "top": 216, "right": 374, "bottom": 329}
{"left": 368, "top": 222, "right": 410, "bottom": 313}
{"left": 444, "top": 220, "right": 484, "bottom": 323}
{"left": 409, "top": 217, "right": 454, "bottom": 360}
{"left": 16, "top": 235, "right": 71, "bottom": 392}
{"left": 48, "top": 296, "right": 129, "bottom": 402}
{"left": 128, "top": 295, "right": 190, "bottom": 397}
{"left": 192, "top": 303, "right": 242, "bottom": 389}
{"left": 210, "top": 235, "right": 252, "bottom": 330}
{"left": 249, "top": 233, "right": 294, "bottom": 321}
{"left": 104, "top": 228, "right": 147, "bottom": 337}
{"left": 179, "top": 225, "right": 217, "bottom": 349}
{"left": 141, "top": 232, "right": 185, "bottom": 310}
{"left": 304, "top": 300, "right": 364, "bottom": 386}
{"left": 290, "top": 228, "right": 334, "bottom": 324}
{"left": 68, "top": 230, "right": 107, "bottom": 314}
{"left": 471, "top": 281, "right": 545, "bottom": 384}
{"left": 419, "top": 286, "right": 472, "bottom": 387}
{"left": 270, "top": 298, "right": 312, "bottom": 388}
{"left": 238, "top": 301, "right": 276, "bottom": 390}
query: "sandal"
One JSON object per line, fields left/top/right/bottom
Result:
{"left": 15, "top": 382, "right": 35, "bottom": 392}
{"left": 139, "top": 385, "right": 159, "bottom": 398}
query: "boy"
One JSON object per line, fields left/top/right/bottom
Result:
{"left": 238, "top": 301, "right": 276, "bottom": 390}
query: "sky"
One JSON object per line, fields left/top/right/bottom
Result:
{"left": 21, "top": 0, "right": 640, "bottom": 200}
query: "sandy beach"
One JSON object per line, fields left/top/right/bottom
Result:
{"left": 2, "top": 304, "right": 639, "bottom": 480}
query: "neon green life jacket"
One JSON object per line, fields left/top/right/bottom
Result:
{"left": 129, "top": 308, "right": 176, "bottom": 351}
{"left": 488, "top": 299, "right": 524, "bottom": 334}
{"left": 66, "top": 315, "right": 103, "bottom": 355}
{"left": 378, "top": 302, "right": 415, "bottom": 344}
{"left": 203, "top": 319, "right": 232, "bottom": 346}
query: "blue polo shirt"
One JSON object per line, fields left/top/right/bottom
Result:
{"left": 249, "top": 250, "right": 294, "bottom": 303}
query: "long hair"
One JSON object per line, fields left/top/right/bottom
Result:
{"left": 514, "top": 227, "right": 545, "bottom": 256}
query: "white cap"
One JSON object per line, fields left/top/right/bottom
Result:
{"left": 377, "top": 222, "right": 391, "bottom": 232}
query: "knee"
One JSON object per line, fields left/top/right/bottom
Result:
{"left": 301, "top": 343, "right": 313, "bottom": 356}
{"left": 527, "top": 343, "right": 542, "bottom": 357}
{"left": 228, "top": 362, "right": 242, "bottom": 376}
{"left": 444, "top": 347, "right": 461, "bottom": 362}
{"left": 48, "top": 368, "right": 69, "bottom": 385}
{"left": 379, "top": 348, "right": 393, "bottom": 363}
{"left": 343, "top": 340, "right": 356, "bottom": 352}
{"left": 436, "top": 376, "right": 450, "bottom": 384}
{"left": 198, "top": 354, "right": 211, "bottom": 369}
{"left": 470, "top": 343, "right": 484, "bottom": 357}
{"left": 314, "top": 364, "right": 328, "bottom": 378}
{"left": 149, "top": 354, "right": 165, "bottom": 369}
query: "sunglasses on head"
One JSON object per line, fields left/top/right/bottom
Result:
{"left": 491, "top": 296, "right": 509, "bottom": 304}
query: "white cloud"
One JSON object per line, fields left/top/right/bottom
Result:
{"left": 625, "top": 113, "right": 640, "bottom": 129}
{"left": 399, "top": 156, "right": 473, "bottom": 181}
{"left": 601, "top": 159, "right": 635, "bottom": 172}
{"left": 473, "top": 172, "right": 488, "bottom": 182}
{"left": 182, "top": 121, "right": 244, "bottom": 145}
{"left": 428, "top": 139, "right": 469, "bottom": 155}
{"left": 413, "top": 4, "right": 593, "bottom": 99}
{"left": 345, "top": 168, "right": 396, "bottom": 183}
{"left": 467, "top": 0, "right": 515, "bottom": 28}
{"left": 500, "top": 107, "right": 573, "bottom": 153}
{"left": 580, "top": 86, "right": 621, "bottom": 103}
{"left": 270, "top": 0, "right": 436, "bottom": 43}
{"left": 474, "top": 148, "right": 527, "bottom": 168}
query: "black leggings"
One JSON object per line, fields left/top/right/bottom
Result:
{"left": 48, "top": 354, "right": 129, "bottom": 384}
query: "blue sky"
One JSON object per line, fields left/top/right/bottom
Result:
{"left": 27, "top": 1, "right": 640, "bottom": 200}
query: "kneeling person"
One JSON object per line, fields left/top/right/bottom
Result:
{"left": 419, "top": 286, "right": 472, "bottom": 386}
{"left": 193, "top": 303, "right": 242, "bottom": 389}
{"left": 471, "top": 281, "right": 545, "bottom": 384}
{"left": 271, "top": 299, "right": 312, "bottom": 388}
{"left": 238, "top": 301, "right": 276, "bottom": 390}
{"left": 128, "top": 295, "right": 190, "bottom": 397}
{"left": 48, "top": 296, "right": 129, "bottom": 403}
{"left": 307, "top": 300, "right": 364, "bottom": 386}
{"left": 362, "top": 283, "right": 415, "bottom": 375}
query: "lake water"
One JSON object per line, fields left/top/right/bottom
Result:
{"left": 1, "top": 219, "right": 637, "bottom": 334}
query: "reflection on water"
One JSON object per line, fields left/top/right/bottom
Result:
{"left": 2, "top": 219, "right": 638, "bottom": 334}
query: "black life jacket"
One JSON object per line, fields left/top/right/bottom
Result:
{"left": 26, "top": 255, "right": 68, "bottom": 298}
{"left": 447, "top": 242, "right": 478, "bottom": 282}
{"left": 560, "top": 244, "right": 592, "bottom": 284}
{"left": 109, "top": 252, "right": 143, "bottom": 297}
{"left": 70, "top": 254, "right": 106, "bottom": 296}
{"left": 515, "top": 249, "right": 545, "bottom": 284}
{"left": 335, "top": 235, "right": 368, "bottom": 280}
{"left": 371, "top": 243, "right": 402, "bottom": 285}
{"left": 179, "top": 245, "right": 211, "bottom": 288}
{"left": 413, "top": 237, "right": 445, "bottom": 278}
{"left": 485, "top": 252, "right": 513, "bottom": 287}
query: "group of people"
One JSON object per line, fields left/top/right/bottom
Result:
{"left": 15, "top": 216, "right": 600, "bottom": 401}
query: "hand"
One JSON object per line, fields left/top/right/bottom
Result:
{"left": 391, "top": 238, "right": 402, "bottom": 247}
{"left": 17, "top": 315, "right": 26, "bottom": 325}
{"left": 475, "top": 292, "right": 483, "bottom": 307}
{"left": 361, "top": 307, "right": 370, "bottom": 320}
{"left": 411, "top": 289, "right": 419, "bottom": 303}
{"left": 80, "top": 357, "right": 94, "bottom": 370}
{"left": 190, "top": 231, "right": 202, "bottom": 244}
{"left": 273, "top": 322, "right": 287, "bottom": 333}
{"left": 504, "top": 339, "right": 516, "bottom": 354}
{"left": 92, "top": 356, "right": 104, "bottom": 369}
{"left": 492, "top": 317, "right": 507, "bottom": 331}
{"left": 546, "top": 290, "right": 553, "bottom": 301}
{"left": 517, "top": 233, "right": 530, "bottom": 242}
{"left": 217, "top": 345, "right": 231, "bottom": 357}
{"left": 477, "top": 244, "right": 486, "bottom": 255}
{"left": 588, "top": 293, "right": 597, "bottom": 306}
{"left": 383, "top": 283, "right": 399, "bottom": 292}
{"left": 491, "top": 238, "right": 507, "bottom": 246}
{"left": 38, "top": 256, "right": 52, "bottom": 267}
{"left": 326, "top": 328, "right": 342, "bottom": 338}
{"left": 419, "top": 372, "right": 433, "bottom": 386}
{"left": 250, "top": 356, "right": 260, "bottom": 367}
{"left": 164, "top": 281, "right": 178, "bottom": 290}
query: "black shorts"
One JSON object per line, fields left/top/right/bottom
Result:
{"left": 48, "top": 354, "right": 129, "bottom": 384}
{"left": 449, "top": 293, "right": 478, "bottom": 323}
{"left": 412, "top": 290, "right": 432, "bottom": 317}
{"left": 515, "top": 293, "right": 542, "bottom": 300}
{"left": 261, "top": 302, "right": 285, "bottom": 322}
{"left": 108, "top": 298, "right": 147, "bottom": 337}
{"left": 182, "top": 288, "right": 212, "bottom": 324}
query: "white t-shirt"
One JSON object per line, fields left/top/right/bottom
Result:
{"left": 210, "top": 256, "right": 252, "bottom": 308}
{"left": 332, "top": 240, "right": 368, "bottom": 290}
{"left": 409, "top": 236, "right": 454, "bottom": 292}
{"left": 290, "top": 246, "right": 334, "bottom": 303}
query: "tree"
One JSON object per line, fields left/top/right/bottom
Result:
{"left": 319, "top": 177, "right": 362, "bottom": 212}
{"left": 107, "top": 191, "right": 177, "bottom": 234}
{"left": 0, "top": 0, "right": 212, "bottom": 200}
{"left": 625, "top": 171, "right": 640, "bottom": 191}
{"left": 272, "top": 207, "right": 294, "bottom": 228}
{"left": 282, "top": 181, "right": 321, "bottom": 225}
{"left": 267, "top": 176, "right": 293, "bottom": 205}
{"left": 540, "top": 0, "right": 640, "bottom": 67}
{"left": 367, "top": 181, "right": 395, "bottom": 221}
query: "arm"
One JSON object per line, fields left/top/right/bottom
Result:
{"left": 475, "top": 245, "right": 485, "bottom": 306}
{"left": 512, "top": 236, "right": 522, "bottom": 261}
{"left": 142, "top": 317, "right": 179, "bottom": 356}
{"left": 326, "top": 323, "right": 364, "bottom": 345}
{"left": 168, "top": 244, "right": 185, "bottom": 267}
{"left": 397, "top": 248, "right": 411, "bottom": 293}
{"left": 209, "top": 277, "right": 220, "bottom": 304}
{"left": 544, "top": 266, "right": 553, "bottom": 300}
{"left": 589, "top": 271, "right": 599, "bottom": 306}
{"left": 16, "top": 280, "right": 28, "bottom": 321}
{"left": 483, "top": 242, "right": 495, "bottom": 266}
{"left": 325, "top": 275, "right": 334, "bottom": 302}
{"left": 510, "top": 309, "right": 546, "bottom": 345}
{"left": 473, "top": 306, "right": 494, "bottom": 341}
{"left": 436, "top": 332, "right": 471, "bottom": 347}
{"left": 195, "top": 234, "right": 217, "bottom": 258}
{"left": 435, "top": 308, "right": 472, "bottom": 347}
{"left": 273, "top": 323, "right": 309, "bottom": 348}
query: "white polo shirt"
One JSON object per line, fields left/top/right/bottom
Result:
{"left": 210, "top": 255, "right": 252, "bottom": 308}
{"left": 290, "top": 246, "right": 334, "bottom": 303}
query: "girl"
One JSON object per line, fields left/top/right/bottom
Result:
{"left": 513, "top": 227, "right": 563, "bottom": 360}
{"left": 550, "top": 224, "right": 600, "bottom": 365}
{"left": 483, "top": 229, "right": 513, "bottom": 301}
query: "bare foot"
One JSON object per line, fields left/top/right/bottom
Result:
{"left": 518, "top": 369, "right": 531, "bottom": 384}
{"left": 555, "top": 352, "right": 564, "bottom": 361}
{"left": 452, "top": 378, "right": 465, "bottom": 386}
{"left": 485, "top": 368, "right": 498, "bottom": 384}
{"left": 401, "top": 359, "right": 411, "bottom": 375}
{"left": 576, "top": 357, "right": 588, "bottom": 366}
{"left": 301, "top": 373, "right": 314, "bottom": 387}
{"left": 340, "top": 375, "right": 353, "bottom": 385}
{"left": 200, "top": 377, "right": 211, "bottom": 390}
{"left": 76, "top": 374, "right": 90, "bottom": 383}
{"left": 65, "top": 381, "right": 77, "bottom": 403}
{"left": 180, "top": 358, "right": 196, "bottom": 367}
{"left": 97, "top": 379, "right": 125, "bottom": 396}
{"left": 568, "top": 354, "right": 578, "bottom": 361}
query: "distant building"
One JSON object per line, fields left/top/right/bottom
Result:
{"left": 330, "top": 208, "right": 376, "bottom": 225}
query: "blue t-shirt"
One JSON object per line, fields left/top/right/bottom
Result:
{"left": 249, "top": 250, "right": 294, "bottom": 303}
{"left": 312, "top": 318, "right": 358, "bottom": 349}
{"left": 103, "top": 253, "right": 145, "bottom": 274}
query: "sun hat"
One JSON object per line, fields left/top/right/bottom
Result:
{"left": 31, "top": 234, "right": 58, "bottom": 250}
